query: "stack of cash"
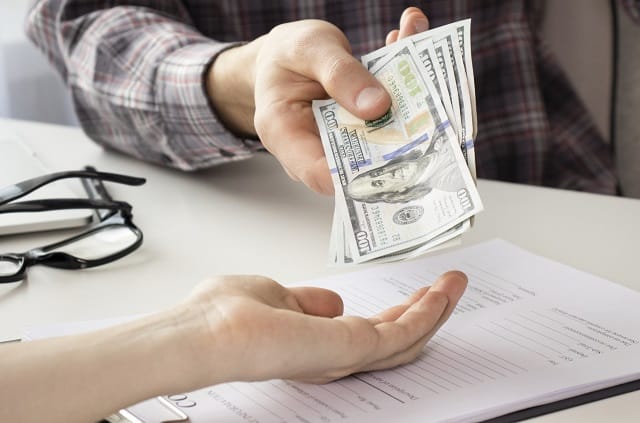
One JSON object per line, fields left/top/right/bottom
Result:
{"left": 312, "top": 19, "right": 483, "bottom": 265}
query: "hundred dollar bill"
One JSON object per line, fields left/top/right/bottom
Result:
{"left": 415, "top": 38, "right": 456, "bottom": 127}
{"left": 432, "top": 38, "right": 462, "bottom": 139}
{"left": 457, "top": 19, "right": 477, "bottom": 139}
{"left": 361, "top": 22, "right": 478, "bottom": 248}
{"left": 412, "top": 19, "right": 477, "bottom": 141}
{"left": 362, "top": 23, "right": 476, "bottom": 179}
{"left": 381, "top": 21, "right": 479, "bottom": 235}
{"left": 417, "top": 19, "right": 477, "bottom": 138}
{"left": 314, "top": 42, "right": 482, "bottom": 264}
{"left": 433, "top": 36, "right": 476, "bottom": 178}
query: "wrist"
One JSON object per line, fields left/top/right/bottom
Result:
{"left": 0, "top": 309, "right": 221, "bottom": 423}
{"left": 118, "top": 306, "right": 229, "bottom": 395}
{"left": 206, "top": 42, "right": 259, "bottom": 137}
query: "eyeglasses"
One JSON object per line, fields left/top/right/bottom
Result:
{"left": 0, "top": 167, "right": 146, "bottom": 283}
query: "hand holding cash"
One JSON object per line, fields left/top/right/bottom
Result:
{"left": 313, "top": 19, "right": 483, "bottom": 265}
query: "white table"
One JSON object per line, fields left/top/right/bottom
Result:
{"left": 1, "top": 118, "right": 639, "bottom": 421}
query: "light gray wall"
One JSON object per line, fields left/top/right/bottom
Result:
{"left": 614, "top": 5, "right": 640, "bottom": 198}
{"left": 541, "top": 0, "right": 613, "bottom": 142}
{"left": 0, "top": 0, "right": 77, "bottom": 126}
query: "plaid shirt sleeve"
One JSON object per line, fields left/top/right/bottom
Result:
{"left": 25, "top": 0, "right": 623, "bottom": 195}
{"left": 620, "top": 0, "right": 640, "bottom": 23}
{"left": 25, "top": 0, "right": 263, "bottom": 170}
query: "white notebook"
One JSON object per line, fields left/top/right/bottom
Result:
{"left": 0, "top": 135, "right": 93, "bottom": 236}
{"left": 23, "top": 240, "right": 640, "bottom": 422}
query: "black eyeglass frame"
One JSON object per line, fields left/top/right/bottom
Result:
{"left": 0, "top": 168, "right": 145, "bottom": 213}
{"left": 0, "top": 167, "right": 146, "bottom": 283}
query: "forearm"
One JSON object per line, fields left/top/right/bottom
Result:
{"left": 0, "top": 308, "right": 216, "bottom": 423}
{"left": 26, "top": 0, "right": 261, "bottom": 169}
{"left": 206, "top": 39, "right": 261, "bottom": 138}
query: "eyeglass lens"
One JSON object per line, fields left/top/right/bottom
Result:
{"left": 0, "top": 256, "right": 23, "bottom": 278}
{"left": 44, "top": 225, "right": 140, "bottom": 261}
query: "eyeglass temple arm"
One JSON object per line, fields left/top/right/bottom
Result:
{"left": 82, "top": 167, "right": 114, "bottom": 202}
{"left": 0, "top": 199, "right": 133, "bottom": 214}
{"left": 0, "top": 170, "right": 146, "bottom": 205}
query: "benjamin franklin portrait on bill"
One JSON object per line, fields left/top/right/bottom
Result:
{"left": 345, "top": 130, "right": 465, "bottom": 204}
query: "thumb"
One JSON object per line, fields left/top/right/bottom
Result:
{"left": 305, "top": 33, "right": 391, "bottom": 120}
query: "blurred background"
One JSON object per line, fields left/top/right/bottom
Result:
{"left": 1, "top": 0, "right": 77, "bottom": 126}
{"left": 1, "top": 0, "right": 638, "bottom": 196}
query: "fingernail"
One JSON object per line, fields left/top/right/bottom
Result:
{"left": 356, "top": 86, "right": 386, "bottom": 110}
{"left": 433, "top": 271, "right": 467, "bottom": 290}
{"left": 414, "top": 17, "right": 429, "bottom": 33}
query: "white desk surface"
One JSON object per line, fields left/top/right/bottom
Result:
{"left": 1, "top": 117, "right": 639, "bottom": 422}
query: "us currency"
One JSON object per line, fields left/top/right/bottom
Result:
{"left": 331, "top": 19, "right": 478, "bottom": 264}
{"left": 413, "top": 19, "right": 477, "bottom": 169}
{"left": 404, "top": 19, "right": 477, "bottom": 138}
{"left": 415, "top": 21, "right": 478, "bottom": 232}
{"left": 346, "top": 19, "right": 478, "bottom": 263}
{"left": 415, "top": 38, "right": 456, "bottom": 128}
{"left": 363, "top": 19, "right": 477, "bottom": 179}
{"left": 314, "top": 41, "right": 482, "bottom": 265}
{"left": 361, "top": 36, "right": 473, "bottom": 263}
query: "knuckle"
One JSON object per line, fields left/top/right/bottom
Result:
{"left": 253, "top": 106, "right": 284, "bottom": 151}
{"left": 253, "top": 100, "right": 289, "bottom": 142}
{"left": 253, "top": 108, "right": 269, "bottom": 138}
{"left": 250, "top": 274, "right": 279, "bottom": 285}
{"left": 298, "top": 166, "right": 321, "bottom": 191}
{"left": 290, "top": 27, "right": 319, "bottom": 56}
{"left": 322, "top": 55, "right": 357, "bottom": 90}
{"left": 291, "top": 20, "right": 339, "bottom": 49}
{"left": 427, "top": 290, "right": 450, "bottom": 310}
{"left": 274, "top": 20, "right": 337, "bottom": 62}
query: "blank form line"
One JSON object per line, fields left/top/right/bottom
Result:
{"left": 531, "top": 310, "right": 588, "bottom": 334}
{"left": 395, "top": 365, "right": 445, "bottom": 393}
{"left": 428, "top": 339, "right": 500, "bottom": 379}
{"left": 406, "top": 361, "right": 463, "bottom": 389}
{"left": 413, "top": 356, "right": 473, "bottom": 385}
{"left": 385, "top": 275, "right": 424, "bottom": 292}
{"left": 352, "top": 375, "right": 406, "bottom": 403}
{"left": 460, "top": 262, "right": 523, "bottom": 290}
{"left": 440, "top": 330, "right": 527, "bottom": 372}
{"left": 252, "top": 384, "right": 300, "bottom": 417}
{"left": 504, "top": 317, "right": 573, "bottom": 349}
{"left": 477, "top": 325, "right": 552, "bottom": 360}
{"left": 471, "top": 278, "right": 519, "bottom": 299}
{"left": 396, "top": 367, "right": 442, "bottom": 395}
{"left": 419, "top": 352, "right": 478, "bottom": 384}
{"left": 421, "top": 347, "right": 485, "bottom": 382}
{"left": 316, "top": 384, "right": 367, "bottom": 412}
{"left": 517, "top": 312, "right": 583, "bottom": 343}
{"left": 434, "top": 336, "right": 510, "bottom": 377}
{"left": 489, "top": 321, "right": 564, "bottom": 354}
{"left": 231, "top": 384, "right": 284, "bottom": 421}
{"left": 335, "top": 378, "right": 361, "bottom": 396}
{"left": 270, "top": 381, "right": 322, "bottom": 415}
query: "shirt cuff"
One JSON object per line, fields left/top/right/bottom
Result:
{"left": 155, "top": 41, "right": 263, "bottom": 170}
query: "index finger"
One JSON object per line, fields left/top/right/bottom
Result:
{"left": 295, "top": 24, "right": 391, "bottom": 120}
{"left": 256, "top": 103, "right": 334, "bottom": 194}
{"left": 372, "top": 271, "right": 468, "bottom": 358}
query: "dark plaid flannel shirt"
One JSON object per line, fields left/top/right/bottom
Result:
{"left": 25, "top": 0, "right": 640, "bottom": 194}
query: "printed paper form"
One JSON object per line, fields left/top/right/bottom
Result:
{"left": 25, "top": 239, "right": 640, "bottom": 422}
{"left": 142, "top": 239, "right": 639, "bottom": 423}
